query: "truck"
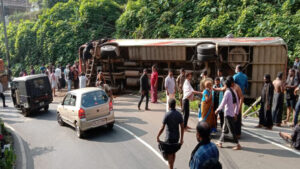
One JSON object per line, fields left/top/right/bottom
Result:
{"left": 78, "top": 37, "right": 287, "bottom": 99}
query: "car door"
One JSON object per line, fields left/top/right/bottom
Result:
{"left": 68, "top": 94, "right": 78, "bottom": 123}
{"left": 61, "top": 94, "right": 72, "bottom": 122}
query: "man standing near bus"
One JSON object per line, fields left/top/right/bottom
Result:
{"left": 151, "top": 65, "right": 158, "bottom": 103}
{"left": 233, "top": 65, "right": 248, "bottom": 94}
{"left": 165, "top": 69, "right": 176, "bottom": 112}
{"left": 176, "top": 68, "right": 185, "bottom": 110}
{"left": 138, "top": 69, "right": 150, "bottom": 110}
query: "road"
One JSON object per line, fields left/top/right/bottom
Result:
{"left": 0, "top": 92, "right": 299, "bottom": 169}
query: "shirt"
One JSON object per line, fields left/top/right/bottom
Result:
{"left": 294, "top": 61, "right": 300, "bottom": 69}
{"left": 162, "top": 109, "right": 183, "bottom": 142}
{"left": 79, "top": 76, "right": 87, "bottom": 88}
{"left": 176, "top": 74, "right": 185, "bottom": 93}
{"left": 64, "top": 68, "right": 70, "bottom": 80}
{"left": 216, "top": 89, "right": 239, "bottom": 117}
{"left": 55, "top": 68, "right": 62, "bottom": 78}
{"left": 165, "top": 76, "right": 175, "bottom": 94}
{"left": 189, "top": 142, "right": 219, "bottom": 169}
{"left": 233, "top": 72, "right": 248, "bottom": 94}
{"left": 140, "top": 74, "right": 150, "bottom": 92}
{"left": 40, "top": 66, "right": 46, "bottom": 73}
{"left": 151, "top": 71, "right": 158, "bottom": 86}
{"left": 183, "top": 79, "right": 194, "bottom": 100}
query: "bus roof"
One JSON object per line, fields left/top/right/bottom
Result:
{"left": 109, "top": 37, "right": 286, "bottom": 47}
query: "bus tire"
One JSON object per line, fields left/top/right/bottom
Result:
{"left": 197, "top": 54, "right": 217, "bottom": 62}
{"left": 197, "top": 44, "right": 216, "bottom": 55}
{"left": 101, "top": 45, "right": 118, "bottom": 59}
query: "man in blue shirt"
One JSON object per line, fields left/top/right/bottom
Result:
{"left": 233, "top": 65, "right": 248, "bottom": 94}
{"left": 190, "top": 121, "right": 220, "bottom": 169}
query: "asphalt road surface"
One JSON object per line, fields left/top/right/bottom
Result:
{"left": 0, "top": 92, "right": 299, "bottom": 169}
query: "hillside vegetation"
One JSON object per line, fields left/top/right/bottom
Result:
{"left": 0, "top": 0, "right": 299, "bottom": 76}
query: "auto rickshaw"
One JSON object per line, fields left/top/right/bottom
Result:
{"left": 11, "top": 74, "right": 53, "bottom": 116}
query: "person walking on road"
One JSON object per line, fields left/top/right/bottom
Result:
{"left": 165, "top": 69, "right": 176, "bottom": 112}
{"left": 228, "top": 76, "right": 244, "bottom": 138}
{"left": 256, "top": 74, "right": 274, "bottom": 130}
{"left": 0, "top": 82, "right": 8, "bottom": 107}
{"left": 215, "top": 79, "right": 241, "bottom": 150}
{"left": 233, "top": 65, "right": 248, "bottom": 94}
{"left": 183, "top": 72, "right": 201, "bottom": 131}
{"left": 157, "top": 98, "right": 184, "bottom": 169}
{"left": 272, "top": 72, "right": 284, "bottom": 127}
{"left": 138, "top": 69, "right": 150, "bottom": 111}
{"left": 151, "top": 65, "right": 158, "bottom": 103}
{"left": 284, "top": 69, "right": 298, "bottom": 125}
{"left": 189, "top": 121, "right": 219, "bottom": 169}
{"left": 176, "top": 68, "right": 185, "bottom": 110}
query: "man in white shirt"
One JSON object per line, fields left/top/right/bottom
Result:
{"left": 183, "top": 72, "right": 201, "bottom": 131}
{"left": 79, "top": 73, "right": 88, "bottom": 88}
{"left": 0, "top": 82, "right": 8, "bottom": 107}
{"left": 165, "top": 69, "right": 176, "bottom": 112}
{"left": 55, "top": 66, "right": 62, "bottom": 90}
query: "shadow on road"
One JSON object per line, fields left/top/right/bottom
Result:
{"left": 242, "top": 147, "right": 299, "bottom": 158}
{"left": 115, "top": 116, "right": 147, "bottom": 125}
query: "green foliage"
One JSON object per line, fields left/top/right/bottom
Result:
{"left": 0, "top": 120, "right": 16, "bottom": 169}
{"left": 1, "top": 0, "right": 121, "bottom": 76}
{"left": 1, "top": 0, "right": 300, "bottom": 76}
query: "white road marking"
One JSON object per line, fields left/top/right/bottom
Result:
{"left": 5, "top": 124, "right": 27, "bottom": 169}
{"left": 115, "top": 124, "right": 168, "bottom": 166}
{"left": 129, "top": 94, "right": 300, "bottom": 156}
{"left": 243, "top": 129, "right": 300, "bottom": 156}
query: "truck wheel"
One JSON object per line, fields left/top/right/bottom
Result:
{"left": 197, "top": 44, "right": 216, "bottom": 55}
{"left": 75, "top": 123, "right": 84, "bottom": 138}
{"left": 57, "top": 113, "right": 65, "bottom": 126}
{"left": 101, "top": 45, "right": 118, "bottom": 59}
{"left": 44, "top": 105, "right": 49, "bottom": 112}
{"left": 22, "top": 108, "right": 30, "bottom": 117}
{"left": 197, "top": 54, "right": 217, "bottom": 62}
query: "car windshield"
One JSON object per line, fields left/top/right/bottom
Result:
{"left": 81, "top": 90, "right": 108, "bottom": 108}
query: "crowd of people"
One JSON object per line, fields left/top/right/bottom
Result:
{"left": 18, "top": 62, "right": 111, "bottom": 99}
{"left": 137, "top": 63, "right": 300, "bottom": 169}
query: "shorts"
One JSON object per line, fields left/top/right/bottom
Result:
{"left": 286, "top": 98, "right": 296, "bottom": 109}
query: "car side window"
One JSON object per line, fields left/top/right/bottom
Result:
{"left": 63, "top": 94, "right": 72, "bottom": 106}
{"left": 70, "top": 95, "right": 76, "bottom": 106}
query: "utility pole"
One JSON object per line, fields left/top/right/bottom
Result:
{"left": 1, "top": 0, "right": 10, "bottom": 78}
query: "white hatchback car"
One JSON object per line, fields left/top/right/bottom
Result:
{"left": 57, "top": 87, "right": 114, "bottom": 138}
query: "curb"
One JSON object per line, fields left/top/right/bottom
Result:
{"left": 4, "top": 124, "right": 27, "bottom": 169}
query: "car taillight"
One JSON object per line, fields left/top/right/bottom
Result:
{"left": 78, "top": 108, "right": 86, "bottom": 119}
{"left": 109, "top": 101, "right": 113, "bottom": 111}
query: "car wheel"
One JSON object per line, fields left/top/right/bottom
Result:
{"left": 57, "top": 113, "right": 65, "bottom": 126}
{"left": 44, "top": 105, "right": 49, "bottom": 112}
{"left": 107, "top": 123, "right": 114, "bottom": 130}
{"left": 75, "top": 123, "right": 84, "bottom": 138}
{"left": 22, "top": 108, "right": 30, "bottom": 117}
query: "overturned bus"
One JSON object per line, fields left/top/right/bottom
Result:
{"left": 78, "top": 37, "right": 287, "bottom": 99}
